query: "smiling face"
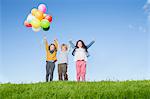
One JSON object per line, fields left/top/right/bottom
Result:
{"left": 77, "top": 41, "right": 83, "bottom": 48}
{"left": 49, "top": 44, "right": 55, "bottom": 51}
{"left": 61, "top": 46, "right": 67, "bottom": 52}
{"left": 61, "top": 44, "right": 67, "bottom": 52}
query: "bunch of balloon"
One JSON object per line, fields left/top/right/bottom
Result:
{"left": 24, "top": 4, "right": 52, "bottom": 32}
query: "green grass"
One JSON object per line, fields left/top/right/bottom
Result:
{"left": 0, "top": 80, "right": 150, "bottom": 99}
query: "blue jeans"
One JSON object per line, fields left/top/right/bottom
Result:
{"left": 46, "top": 61, "right": 55, "bottom": 82}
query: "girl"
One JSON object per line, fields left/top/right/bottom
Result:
{"left": 69, "top": 40, "right": 95, "bottom": 81}
{"left": 58, "top": 44, "right": 70, "bottom": 81}
{"left": 44, "top": 37, "right": 58, "bottom": 82}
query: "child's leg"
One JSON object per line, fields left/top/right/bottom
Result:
{"left": 49, "top": 62, "right": 55, "bottom": 81}
{"left": 46, "top": 62, "right": 50, "bottom": 82}
{"left": 65, "top": 64, "right": 68, "bottom": 80}
{"left": 62, "top": 63, "right": 68, "bottom": 80}
{"left": 76, "top": 61, "right": 81, "bottom": 81}
{"left": 81, "top": 61, "right": 86, "bottom": 81}
{"left": 58, "top": 64, "right": 63, "bottom": 80}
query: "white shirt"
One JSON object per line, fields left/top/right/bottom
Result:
{"left": 74, "top": 48, "right": 88, "bottom": 61}
{"left": 58, "top": 51, "right": 69, "bottom": 64}
{"left": 58, "top": 44, "right": 70, "bottom": 64}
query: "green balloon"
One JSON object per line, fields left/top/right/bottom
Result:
{"left": 40, "top": 19, "right": 50, "bottom": 29}
{"left": 43, "top": 26, "right": 50, "bottom": 31}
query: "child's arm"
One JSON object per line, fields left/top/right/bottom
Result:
{"left": 44, "top": 37, "right": 49, "bottom": 51}
{"left": 54, "top": 39, "right": 59, "bottom": 51}
{"left": 86, "top": 40, "right": 95, "bottom": 49}
{"left": 69, "top": 40, "right": 75, "bottom": 49}
{"left": 67, "top": 43, "right": 71, "bottom": 53}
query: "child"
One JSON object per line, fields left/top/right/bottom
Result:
{"left": 44, "top": 37, "right": 58, "bottom": 82}
{"left": 69, "top": 40, "right": 95, "bottom": 81}
{"left": 58, "top": 44, "right": 70, "bottom": 80}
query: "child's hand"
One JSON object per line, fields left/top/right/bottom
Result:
{"left": 44, "top": 36, "right": 47, "bottom": 40}
{"left": 92, "top": 37, "right": 95, "bottom": 41}
{"left": 54, "top": 38, "right": 58, "bottom": 41}
{"left": 69, "top": 39, "right": 72, "bottom": 42}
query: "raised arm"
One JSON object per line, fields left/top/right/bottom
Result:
{"left": 67, "top": 43, "right": 71, "bottom": 53}
{"left": 69, "top": 40, "right": 76, "bottom": 49}
{"left": 86, "top": 41, "right": 95, "bottom": 49}
{"left": 54, "top": 39, "right": 59, "bottom": 51}
{"left": 44, "top": 37, "right": 49, "bottom": 51}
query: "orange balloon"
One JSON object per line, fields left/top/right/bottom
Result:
{"left": 35, "top": 10, "right": 44, "bottom": 20}
{"left": 31, "top": 8, "right": 38, "bottom": 16}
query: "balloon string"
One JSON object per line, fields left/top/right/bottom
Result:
{"left": 34, "top": 32, "right": 45, "bottom": 62}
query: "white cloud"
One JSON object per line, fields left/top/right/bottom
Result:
{"left": 139, "top": 26, "right": 147, "bottom": 33}
{"left": 148, "top": 14, "right": 150, "bottom": 21}
{"left": 143, "top": 0, "right": 150, "bottom": 12}
{"left": 128, "top": 24, "right": 134, "bottom": 29}
{"left": 128, "top": 24, "right": 147, "bottom": 33}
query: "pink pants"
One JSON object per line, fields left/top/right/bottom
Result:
{"left": 76, "top": 60, "right": 86, "bottom": 81}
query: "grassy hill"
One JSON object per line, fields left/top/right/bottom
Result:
{"left": 0, "top": 80, "right": 150, "bottom": 99}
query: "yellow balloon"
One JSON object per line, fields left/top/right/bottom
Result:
{"left": 31, "top": 8, "right": 38, "bottom": 16}
{"left": 31, "top": 18, "right": 41, "bottom": 28}
{"left": 35, "top": 10, "right": 44, "bottom": 20}
{"left": 43, "top": 14, "right": 47, "bottom": 18}
{"left": 32, "top": 27, "right": 41, "bottom": 32}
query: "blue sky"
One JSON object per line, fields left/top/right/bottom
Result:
{"left": 0, "top": 0, "right": 150, "bottom": 83}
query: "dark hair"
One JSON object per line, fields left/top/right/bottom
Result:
{"left": 49, "top": 44, "right": 56, "bottom": 51}
{"left": 72, "top": 40, "right": 88, "bottom": 56}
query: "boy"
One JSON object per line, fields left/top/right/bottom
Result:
{"left": 58, "top": 44, "right": 70, "bottom": 80}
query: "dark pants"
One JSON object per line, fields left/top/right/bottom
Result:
{"left": 58, "top": 63, "right": 68, "bottom": 80}
{"left": 46, "top": 61, "right": 55, "bottom": 82}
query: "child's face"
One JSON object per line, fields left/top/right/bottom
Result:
{"left": 61, "top": 46, "right": 67, "bottom": 52}
{"left": 77, "top": 41, "right": 83, "bottom": 48}
{"left": 50, "top": 45, "right": 55, "bottom": 51}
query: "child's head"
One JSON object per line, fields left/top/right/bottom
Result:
{"left": 49, "top": 44, "right": 56, "bottom": 51}
{"left": 61, "top": 44, "right": 68, "bottom": 52}
{"left": 72, "top": 40, "right": 88, "bottom": 56}
{"left": 76, "top": 40, "right": 86, "bottom": 48}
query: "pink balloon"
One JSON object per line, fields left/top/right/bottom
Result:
{"left": 38, "top": 4, "right": 46, "bottom": 13}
